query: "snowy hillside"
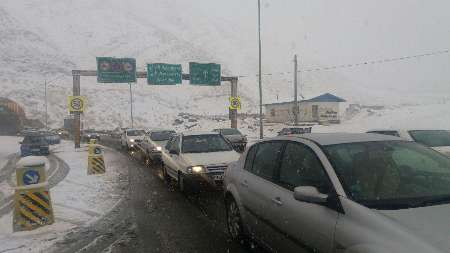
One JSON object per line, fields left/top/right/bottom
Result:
{"left": 0, "top": 0, "right": 449, "bottom": 130}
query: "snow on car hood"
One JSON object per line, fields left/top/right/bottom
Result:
{"left": 431, "top": 146, "right": 450, "bottom": 157}
{"left": 182, "top": 151, "right": 240, "bottom": 166}
{"left": 379, "top": 204, "right": 450, "bottom": 252}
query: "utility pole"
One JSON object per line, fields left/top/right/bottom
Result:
{"left": 44, "top": 80, "right": 48, "bottom": 129}
{"left": 72, "top": 71, "right": 81, "bottom": 149}
{"left": 129, "top": 83, "right": 134, "bottom": 128}
{"left": 258, "top": 0, "right": 264, "bottom": 139}
{"left": 294, "top": 55, "right": 299, "bottom": 125}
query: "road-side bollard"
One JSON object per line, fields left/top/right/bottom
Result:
{"left": 88, "top": 139, "right": 97, "bottom": 156}
{"left": 87, "top": 144, "right": 106, "bottom": 175}
{"left": 13, "top": 157, "right": 54, "bottom": 232}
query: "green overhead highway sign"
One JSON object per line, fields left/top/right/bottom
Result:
{"left": 97, "top": 57, "right": 136, "bottom": 83}
{"left": 147, "top": 63, "right": 182, "bottom": 85}
{"left": 189, "top": 62, "right": 221, "bottom": 86}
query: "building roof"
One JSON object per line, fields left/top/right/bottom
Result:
{"left": 264, "top": 93, "right": 346, "bottom": 106}
{"left": 303, "top": 93, "right": 346, "bottom": 102}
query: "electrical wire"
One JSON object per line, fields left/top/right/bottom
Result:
{"left": 238, "top": 49, "right": 450, "bottom": 78}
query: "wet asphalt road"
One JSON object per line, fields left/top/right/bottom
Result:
{"left": 50, "top": 137, "right": 252, "bottom": 253}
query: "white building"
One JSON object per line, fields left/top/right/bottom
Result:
{"left": 264, "top": 93, "right": 346, "bottom": 124}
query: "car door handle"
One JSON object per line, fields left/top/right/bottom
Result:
{"left": 272, "top": 197, "right": 283, "bottom": 206}
{"left": 240, "top": 180, "right": 249, "bottom": 188}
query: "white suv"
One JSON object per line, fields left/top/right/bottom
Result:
{"left": 121, "top": 129, "right": 146, "bottom": 150}
{"left": 161, "top": 131, "right": 240, "bottom": 193}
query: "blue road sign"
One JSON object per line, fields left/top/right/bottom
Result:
{"left": 94, "top": 147, "right": 102, "bottom": 155}
{"left": 23, "top": 170, "right": 40, "bottom": 185}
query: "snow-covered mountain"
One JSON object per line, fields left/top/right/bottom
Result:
{"left": 0, "top": 0, "right": 449, "bottom": 129}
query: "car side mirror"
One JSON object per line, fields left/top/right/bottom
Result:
{"left": 293, "top": 186, "right": 328, "bottom": 204}
{"left": 19, "top": 141, "right": 23, "bottom": 144}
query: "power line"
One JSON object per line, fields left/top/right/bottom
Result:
{"left": 238, "top": 49, "right": 450, "bottom": 78}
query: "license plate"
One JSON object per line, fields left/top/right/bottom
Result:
{"left": 212, "top": 174, "right": 224, "bottom": 181}
{"left": 31, "top": 149, "right": 40, "bottom": 152}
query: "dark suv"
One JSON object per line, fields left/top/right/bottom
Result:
{"left": 20, "top": 134, "right": 50, "bottom": 157}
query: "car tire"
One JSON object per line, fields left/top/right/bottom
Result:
{"left": 226, "top": 197, "right": 247, "bottom": 244}
{"left": 144, "top": 152, "right": 151, "bottom": 167}
{"left": 178, "top": 172, "right": 191, "bottom": 194}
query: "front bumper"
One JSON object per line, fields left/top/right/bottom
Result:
{"left": 149, "top": 151, "right": 162, "bottom": 160}
{"left": 185, "top": 165, "right": 227, "bottom": 188}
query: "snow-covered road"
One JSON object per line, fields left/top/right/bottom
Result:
{"left": 0, "top": 140, "right": 128, "bottom": 253}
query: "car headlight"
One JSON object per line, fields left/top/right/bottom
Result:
{"left": 156, "top": 146, "right": 162, "bottom": 151}
{"left": 129, "top": 139, "right": 135, "bottom": 142}
{"left": 187, "top": 166, "right": 205, "bottom": 174}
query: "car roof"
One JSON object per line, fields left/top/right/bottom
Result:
{"left": 148, "top": 129, "right": 175, "bottom": 133}
{"left": 367, "top": 129, "right": 448, "bottom": 132}
{"left": 182, "top": 131, "right": 220, "bottom": 136}
{"left": 126, "top": 128, "right": 144, "bottom": 132}
{"left": 274, "top": 133, "right": 404, "bottom": 146}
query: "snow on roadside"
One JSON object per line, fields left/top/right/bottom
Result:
{"left": 0, "top": 140, "right": 128, "bottom": 253}
{"left": 0, "top": 136, "right": 20, "bottom": 169}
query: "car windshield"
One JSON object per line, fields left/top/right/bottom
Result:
{"left": 219, "top": 129, "right": 241, "bottom": 135}
{"left": 182, "top": 135, "right": 233, "bottom": 153}
{"left": 23, "top": 136, "right": 46, "bottom": 144}
{"left": 324, "top": 141, "right": 450, "bottom": 210}
{"left": 150, "top": 131, "right": 175, "bottom": 141}
{"left": 409, "top": 130, "right": 450, "bottom": 147}
{"left": 127, "top": 130, "right": 145, "bottom": 136}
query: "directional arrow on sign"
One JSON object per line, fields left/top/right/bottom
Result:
{"left": 25, "top": 174, "right": 39, "bottom": 184}
{"left": 23, "top": 170, "right": 40, "bottom": 185}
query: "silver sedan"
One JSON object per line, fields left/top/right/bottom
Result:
{"left": 224, "top": 133, "right": 450, "bottom": 253}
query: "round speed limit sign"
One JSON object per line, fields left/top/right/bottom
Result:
{"left": 68, "top": 96, "right": 86, "bottom": 112}
{"left": 229, "top": 96, "right": 241, "bottom": 110}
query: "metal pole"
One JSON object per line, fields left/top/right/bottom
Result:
{"left": 72, "top": 71, "right": 81, "bottom": 149}
{"left": 294, "top": 55, "right": 299, "bottom": 125}
{"left": 129, "top": 83, "right": 134, "bottom": 128}
{"left": 258, "top": 0, "right": 264, "bottom": 139}
{"left": 44, "top": 80, "right": 48, "bottom": 129}
{"left": 230, "top": 78, "right": 238, "bottom": 129}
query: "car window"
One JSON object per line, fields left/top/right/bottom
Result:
{"left": 151, "top": 131, "right": 175, "bottom": 141}
{"left": 409, "top": 130, "right": 450, "bottom": 147}
{"left": 172, "top": 136, "right": 181, "bottom": 152}
{"left": 324, "top": 141, "right": 450, "bottom": 209}
{"left": 165, "top": 137, "right": 174, "bottom": 150}
{"left": 127, "top": 130, "right": 145, "bottom": 136}
{"left": 182, "top": 134, "right": 233, "bottom": 153}
{"left": 251, "top": 142, "right": 284, "bottom": 181}
{"left": 244, "top": 145, "right": 257, "bottom": 171}
{"left": 220, "top": 129, "right": 241, "bottom": 135}
{"left": 278, "top": 142, "right": 331, "bottom": 193}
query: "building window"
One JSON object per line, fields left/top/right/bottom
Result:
{"left": 270, "top": 109, "right": 276, "bottom": 117}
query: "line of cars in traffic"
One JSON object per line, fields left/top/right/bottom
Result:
{"left": 122, "top": 127, "right": 450, "bottom": 253}
{"left": 19, "top": 129, "right": 63, "bottom": 157}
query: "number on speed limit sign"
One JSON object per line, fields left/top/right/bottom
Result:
{"left": 68, "top": 96, "right": 86, "bottom": 112}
